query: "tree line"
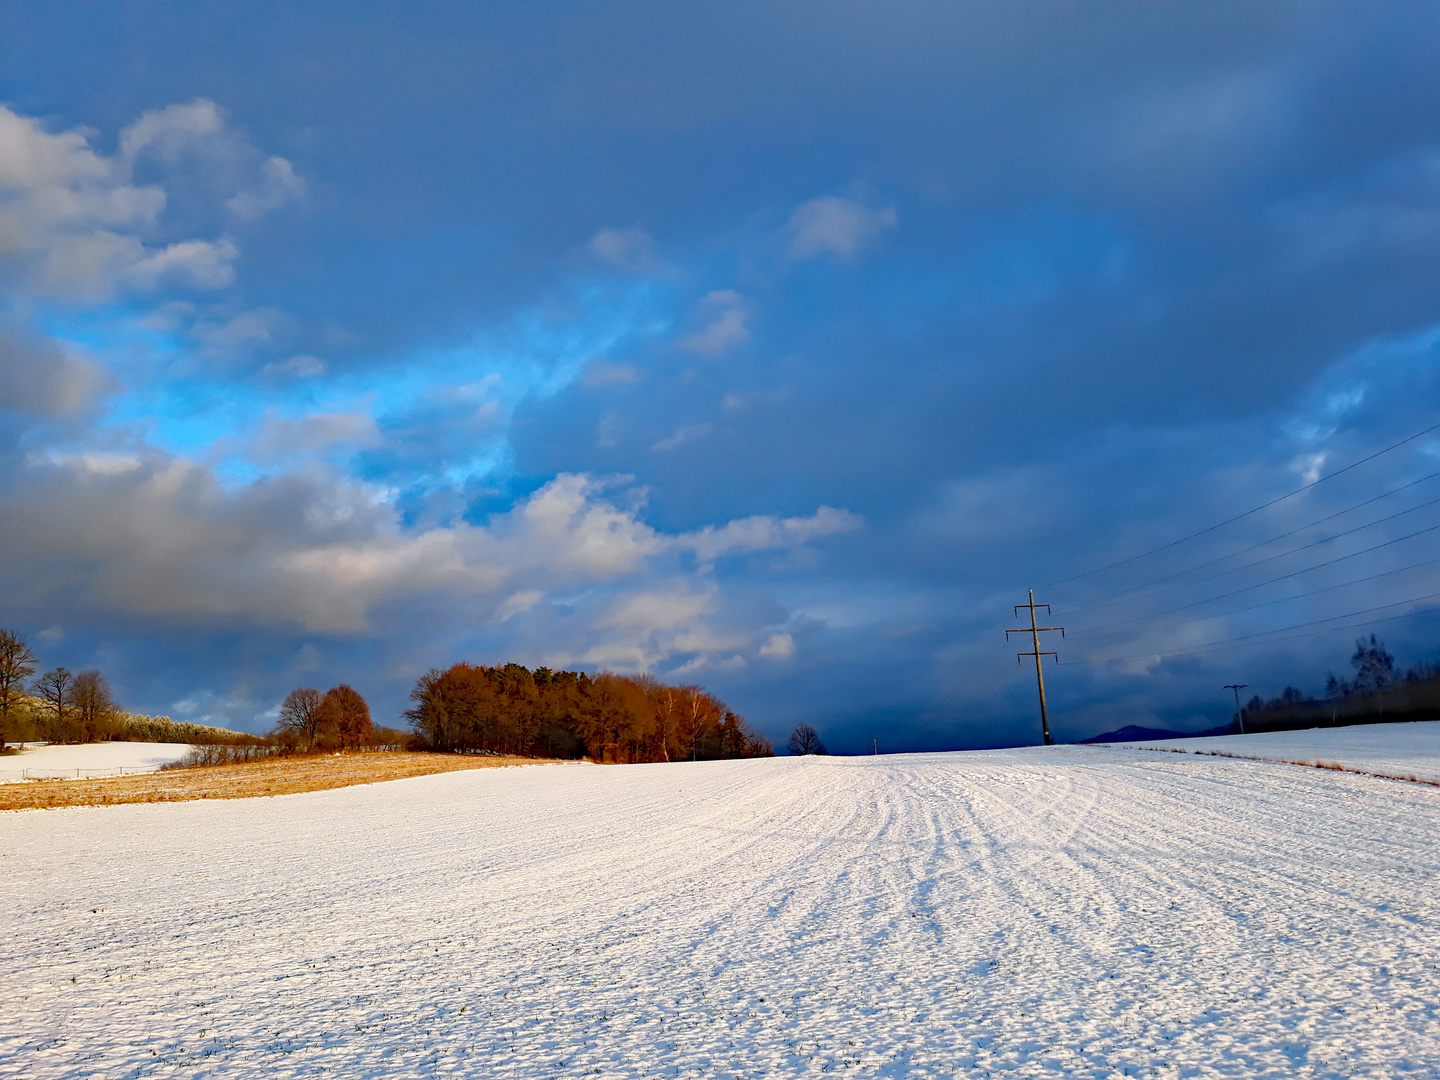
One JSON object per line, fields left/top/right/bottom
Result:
{"left": 1238, "top": 634, "right": 1440, "bottom": 733}
{"left": 403, "top": 662, "right": 772, "bottom": 762}
{"left": 0, "top": 629, "right": 124, "bottom": 748}
{"left": 4, "top": 622, "right": 780, "bottom": 765}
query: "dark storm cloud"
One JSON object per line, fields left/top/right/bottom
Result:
{"left": 1, "top": 2, "right": 1439, "bottom": 745}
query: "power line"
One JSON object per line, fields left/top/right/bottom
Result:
{"left": 1078, "top": 605, "right": 1437, "bottom": 665}
{"left": 1063, "top": 470, "right": 1440, "bottom": 609}
{"left": 1075, "top": 506, "right": 1440, "bottom": 618}
{"left": 1075, "top": 519, "right": 1440, "bottom": 629}
{"left": 931, "top": 635, "right": 1011, "bottom": 717}
{"left": 1042, "top": 420, "right": 1440, "bottom": 588}
{"left": 1073, "top": 589, "right": 1440, "bottom": 666}
{"left": 1076, "top": 551, "right": 1440, "bottom": 641}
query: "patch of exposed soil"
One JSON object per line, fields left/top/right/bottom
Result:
{"left": 0, "top": 752, "right": 560, "bottom": 810}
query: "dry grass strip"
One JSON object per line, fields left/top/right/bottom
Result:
{"left": 1129, "top": 744, "right": 1440, "bottom": 786}
{"left": 0, "top": 752, "right": 559, "bottom": 811}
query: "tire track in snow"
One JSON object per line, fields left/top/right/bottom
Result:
{"left": 2, "top": 747, "right": 1438, "bottom": 1078}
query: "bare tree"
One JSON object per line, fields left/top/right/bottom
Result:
{"left": 275, "top": 687, "right": 324, "bottom": 751}
{"left": 319, "top": 684, "right": 372, "bottom": 750}
{"left": 786, "top": 722, "right": 827, "bottom": 756}
{"left": 33, "top": 667, "right": 74, "bottom": 742}
{"left": 0, "top": 629, "right": 37, "bottom": 750}
{"left": 1350, "top": 634, "right": 1396, "bottom": 692}
{"left": 71, "top": 669, "right": 118, "bottom": 742}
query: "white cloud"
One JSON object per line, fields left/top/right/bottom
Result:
{"left": 601, "top": 589, "right": 713, "bottom": 632}
{"left": 493, "top": 589, "right": 544, "bottom": 623}
{"left": 0, "top": 100, "right": 297, "bottom": 300}
{"left": 248, "top": 411, "right": 383, "bottom": 464}
{"left": 759, "top": 632, "right": 795, "bottom": 659}
{"left": 0, "top": 107, "right": 111, "bottom": 189}
{"left": 678, "top": 505, "right": 862, "bottom": 561}
{"left": 0, "top": 459, "right": 862, "bottom": 663}
{"left": 226, "top": 156, "right": 306, "bottom": 220}
{"left": 679, "top": 290, "right": 751, "bottom": 355}
{"left": 125, "top": 238, "right": 239, "bottom": 289}
{"left": 118, "top": 99, "right": 226, "bottom": 164}
{"left": 786, "top": 196, "right": 897, "bottom": 261}
{"left": 588, "top": 226, "right": 658, "bottom": 270}
{"left": 192, "top": 307, "right": 291, "bottom": 354}
{"left": 651, "top": 423, "right": 713, "bottom": 451}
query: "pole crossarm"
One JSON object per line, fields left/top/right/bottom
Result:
{"left": 1005, "top": 588, "right": 1065, "bottom": 746}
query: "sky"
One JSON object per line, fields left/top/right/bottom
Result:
{"left": 3, "top": 1, "right": 1440, "bottom": 751}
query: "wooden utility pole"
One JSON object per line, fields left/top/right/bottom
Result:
{"left": 1224, "top": 684, "right": 1249, "bottom": 735}
{"left": 1007, "top": 589, "right": 1065, "bottom": 746}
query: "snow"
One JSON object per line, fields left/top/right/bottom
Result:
{"left": 0, "top": 741, "right": 192, "bottom": 783}
{"left": 1116, "top": 720, "right": 1440, "bottom": 784}
{"left": 2, "top": 744, "right": 1438, "bottom": 1078}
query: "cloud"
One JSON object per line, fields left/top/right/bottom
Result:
{"left": 1093, "top": 69, "right": 1293, "bottom": 198}
{"left": 786, "top": 196, "right": 897, "bottom": 261}
{"left": 125, "top": 238, "right": 239, "bottom": 289}
{"left": 759, "top": 632, "right": 795, "bottom": 659}
{"left": 651, "top": 423, "right": 712, "bottom": 451}
{"left": 192, "top": 307, "right": 292, "bottom": 355}
{"left": 601, "top": 588, "right": 712, "bottom": 633}
{"left": 493, "top": 589, "right": 544, "bottom": 622}
{"left": 587, "top": 227, "right": 659, "bottom": 271}
{"left": 227, "top": 156, "right": 306, "bottom": 220}
{"left": 247, "top": 410, "right": 383, "bottom": 465}
{"left": 678, "top": 505, "right": 862, "bottom": 561}
{"left": 14, "top": 11, "right": 1440, "bottom": 745}
{"left": 0, "top": 100, "right": 296, "bottom": 301}
{"left": 679, "top": 290, "right": 750, "bottom": 354}
{"left": 0, "top": 447, "right": 861, "bottom": 679}
{"left": 0, "top": 329, "right": 111, "bottom": 416}
{"left": 260, "top": 354, "right": 327, "bottom": 379}
{"left": 118, "top": 99, "right": 227, "bottom": 164}
{"left": 0, "top": 105, "right": 114, "bottom": 190}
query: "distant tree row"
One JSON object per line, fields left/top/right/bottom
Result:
{"left": 0, "top": 629, "right": 122, "bottom": 748}
{"left": 404, "top": 663, "right": 773, "bottom": 762}
{"left": 1240, "top": 635, "right": 1440, "bottom": 732}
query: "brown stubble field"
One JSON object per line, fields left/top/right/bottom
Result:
{"left": 0, "top": 752, "right": 561, "bottom": 811}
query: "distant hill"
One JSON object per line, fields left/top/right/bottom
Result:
{"left": 1080, "top": 723, "right": 1235, "bottom": 744}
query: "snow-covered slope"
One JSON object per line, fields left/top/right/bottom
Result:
{"left": 3, "top": 746, "right": 1438, "bottom": 1077}
{"left": 1117, "top": 719, "right": 1440, "bottom": 783}
{"left": 0, "top": 741, "right": 192, "bottom": 783}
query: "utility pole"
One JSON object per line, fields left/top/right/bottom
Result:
{"left": 873, "top": 738, "right": 878, "bottom": 755}
{"left": 1224, "top": 684, "right": 1249, "bottom": 735}
{"left": 1007, "top": 589, "right": 1065, "bottom": 746}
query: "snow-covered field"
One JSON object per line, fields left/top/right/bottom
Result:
{"left": 1119, "top": 720, "right": 1440, "bottom": 784}
{"left": 0, "top": 741, "right": 192, "bottom": 783}
{"left": 3, "top": 743, "right": 1438, "bottom": 1078}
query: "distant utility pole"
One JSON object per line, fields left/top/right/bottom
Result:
{"left": 1007, "top": 589, "right": 1065, "bottom": 746}
{"left": 1224, "top": 684, "right": 1249, "bottom": 735}
{"left": 873, "top": 739, "right": 878, "bottom": 755}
